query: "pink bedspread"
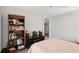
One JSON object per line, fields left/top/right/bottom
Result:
{"left": 28, "top": 38, "right": 79, "bottom": 53}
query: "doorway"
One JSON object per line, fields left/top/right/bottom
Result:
{"left": 44, "top": 18, "right": 49, "bottom": 38}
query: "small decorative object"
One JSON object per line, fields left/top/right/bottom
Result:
{"left": 16, "top": 39, "right": 23, "bottom": 45}
{"left": 13, "top": 19, "right": 17, "bottom": 24}
{"left": 18, "top": 45, "right": 25, "bottom": 50}
{"left": 16, "top": 20, "right": 19, "bottom": 25}
{"left": 8, "top": 40, "right": 14, "bottom": 47}
{"left": 9, "top": 47, "right": 16, "bottom": 51}
{"left": 9, "top": 26, "right": 12, "bottom": 31}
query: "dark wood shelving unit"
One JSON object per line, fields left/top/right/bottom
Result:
{"left": 8, "top": 14, "right": 26, "bottom": 53}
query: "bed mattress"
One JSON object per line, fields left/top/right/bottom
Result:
{"left": 28, "top": 38, "right": 79, "bottom": 53}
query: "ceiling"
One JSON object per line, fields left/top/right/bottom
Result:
{"left": 1, "top": 6, "right": 79, "bottom": 16}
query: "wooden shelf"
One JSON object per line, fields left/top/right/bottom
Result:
{"left": 9, "top": 24, "right": 24, "bottom": 26}
{"left": 8, "top": 14, "right": 26, "bottom": 53}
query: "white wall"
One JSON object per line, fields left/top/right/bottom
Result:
{"left": 0, "top": 7, "right": 45, "bottom": 48}
{"left": 0, "top": 13, "right": 1, "bottom": 51}
{"left": 26, "top": 14, "right": 43, "bottom": 36}
{"left": 51, "top": 10, "right": 79, "bottom": 42}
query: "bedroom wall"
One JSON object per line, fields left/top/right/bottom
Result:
{"left": 51, "top": 10, "right": 79, "bottom": 42}
{"left": 0, "top": 7, "right": 45, "bottom": 48}
{"left": 0, "top": 13, "right": 1, "bottom": 51}
{"left": 26, "top": 14, "right": 43, "bottom": 36}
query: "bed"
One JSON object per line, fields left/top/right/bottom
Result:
{"left": 28, "top": 38, "right": 79, "bottom": 53}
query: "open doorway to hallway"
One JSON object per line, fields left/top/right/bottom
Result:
{"left": 44, "top": 18, "right": 49, "bottom": 39}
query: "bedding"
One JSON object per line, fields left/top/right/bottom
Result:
{"left": 28, "top": 38, "right": 79, "bottom": 53}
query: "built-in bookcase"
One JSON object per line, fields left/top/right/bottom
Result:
{"left": 8, "top": 14, "right": 26, "bottom": 52}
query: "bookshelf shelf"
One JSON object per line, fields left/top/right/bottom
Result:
{"left": 8, "top": 14, "right": 26, "bottom": 52}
